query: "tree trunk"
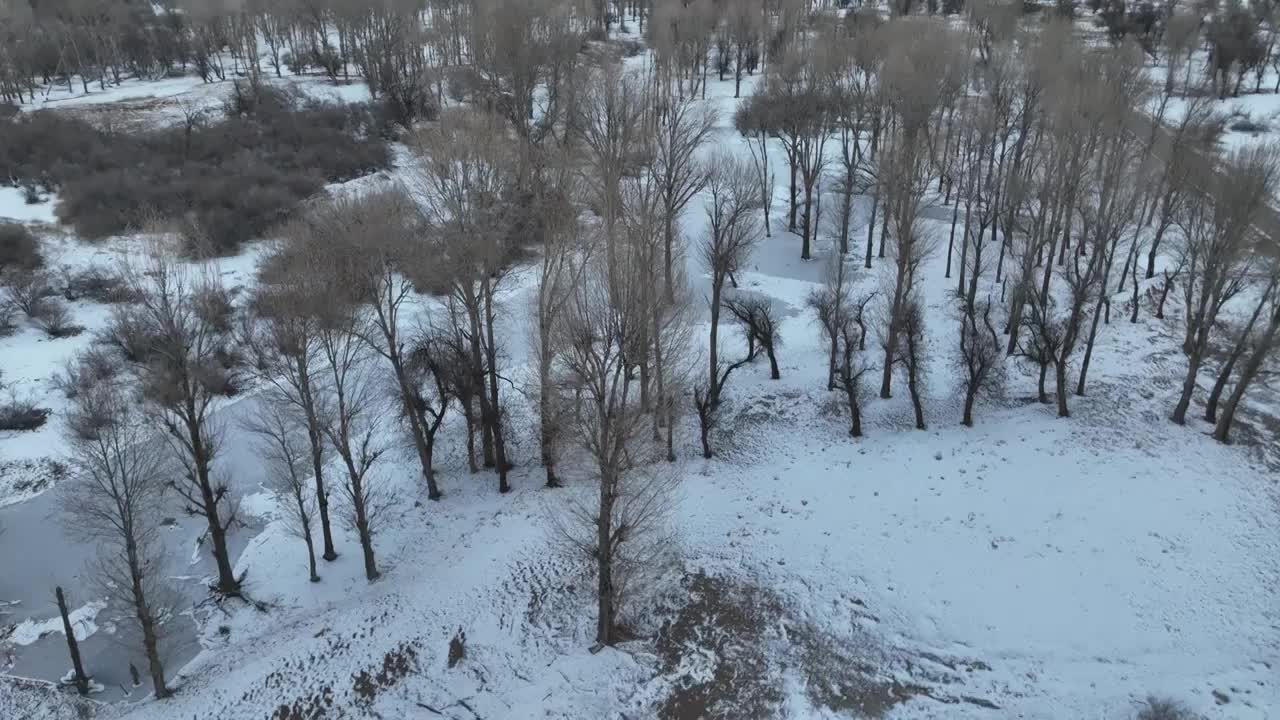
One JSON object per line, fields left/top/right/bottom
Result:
{"left": 908, "top": 369, "right": 925, "bottom": 430}
{"left": 787, "top": 160, "right": 798, "bottom": 231}
{"left": 1172, "top": 343, "right": 1205, "bottom": 425}
{"left": 596, "top": 474, "right": 616, "bottom": 645}
{"left": 878, "top": 199, "right": 890, "bottom": 259}
{"left": 56, "top": 587, "right": 89, "bottom": 695}
{"left": 540, "top": 387, "right": 560, "bottom": 488}
{"left": 201, "top": 477, "right": 239, "bottom": 594}
{"left": 1213, "top": 308, "right": 1280, "bottom": 442}
{"left": 353, "top": 493, "right": 379, "bottom": 581}
{"left": 865, "top": 190, "right": 878, "bottom": 269}
{"left": 482, "top": 282, "right": 511, "bottom": 493}
{"left": 849, "top": 394, "right": 862, "bottom": 437}
{"left": 127, "top": 541, "right": 168, "bottom": 698}
{"left": 303, "top": 520, "right": 319, "bottom": 582}
{"left": 801, "top": 177, "right": 815, "bottom": 260}
{"left": 1076, "top": 290, "right": 1109, "bottom": 396}
{"left": 1055, "top": 357, "right": 1070, "bottom": 418}
{"left": 1206, "top": 283, "right": 1273, "bottom": 423}
{"left": 394, "top": 360, "right": 442, "bottom": 501}
{"left": 709, "top": 277, "right": 724, "bottom": 397}
{"left": 302, "top": 375, "right": 337, "bottom": 561}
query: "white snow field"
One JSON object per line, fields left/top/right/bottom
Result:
{"left": 3, "top": 23, "right": 1279, "bottom": 720}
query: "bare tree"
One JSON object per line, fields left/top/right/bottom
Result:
{"left": 552, "top": 251, "right": 675, "bottom": 647}
{"left": 837, "top": 316, "right": 870, "bottom": 438}
{"left": 1205, "top": 259, "right": 1277, "bottom": 422}
{"left": 694, "top": 151, "right": 761, "bottom": 458}
{"left": 807, "top": 255, "right": 854, "bottom": 391}
{"left": 901, "top": 300, "right": 928, "bottom": 430}
{"left": 1016, "top": 287, "right": 1062, "bottom": 406}
{"left": 320, "top": 190, "right": 448, "bottom": 502}
{"left": 723, "top": 295, "right": 783, "bottom": 380}
{"left": 118, "top": 244, "right": 240, "bottom": 595}
{"left": 317, "top": 308, "right": 387, "bottom": 582}
{"left": 759, "top": 42, "right": 835, "bottom": 259}
{"left": 1213, "top": 274, "right": 1280, "bottom": 442}
{"left": 703, "top": 151, "right": 763, "bottom": 403}
{"left": 957, "top": 297, "right": 1005, "bottom": 426}
{"left": 245, "top": 235, "right": 340, "bottom": 562}
{"left": 59, "top": 381, "right": 172, "bottom": 698}
{"left": 876, "top": 21, "right": 963, "bottom": 399}
{"left": 734, "top": 94, "right": 777, "bottom": 238}
{"left": 242, "top": 399, "right": 323, "bottom": 583}
{"left": 575, "top": 63, "right": 651, "bottom": 290}
{"left": 651, "top": 98, "right": 716, "bottom": 299}
{"left": 410, "top": 108, "right": 518, "bottom": 493}
{"left": 1171, "top": 145, "right": 1279, "bottom": 425}
{"left": 531, "top": 155, "right": 592, "bottom": 487}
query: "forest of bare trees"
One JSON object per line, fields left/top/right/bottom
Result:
{"left": 4, "top": 1, "right": 1280, "bottom": 694}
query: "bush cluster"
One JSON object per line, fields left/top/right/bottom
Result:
{"left": 0, "top": 397, "right": 49, "bottom": 431}
{"left": 0, "top": 223, "right": 43, "bottom": 273}
{"left": 0, "top": 84, "right": 391, "bottom": 254}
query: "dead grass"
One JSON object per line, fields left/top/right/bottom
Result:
{"left": 650, "top": 571, "right": 984, "bottom": 719}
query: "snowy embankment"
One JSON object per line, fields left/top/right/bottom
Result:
{"left": 3, "top": 27, "right": 1278, "bottom": 720}
{"left": 105, "top": 189, "right": 1280, "bottom": 719}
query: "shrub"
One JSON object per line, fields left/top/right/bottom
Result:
{"left": 4, "top": 269, "right": 55, "bottom": 317}
{"left": 56, "top": 347, "right": 123, "bottom": 400}
{"left": 194, "top": 283, "right": 236, "bottom": 334}
{"left": 1230, "top": 117, "right": 1267, "bottom": 134}
{"left": 2, "top": 92, "right": 390, "bottom": 255}
{"left": 446, "top": 66, "right": 480, "bottom": 103}
{"left": 0, "top": 397, "right": 50, "bottom": 431}
{"left": 31, "top": 297, "right": 83, "bottom": 338}
{"left": 1136, "top": 696, "right": 1200, "bottom": 720}
{"left": 0, "top": 223, "right": 42, "bottom": 273}
{"left": 101, "top": 307, "right": 164, "bottom": 363}
{"left": 61, "top": 265, "right": 136, "bottom": 304}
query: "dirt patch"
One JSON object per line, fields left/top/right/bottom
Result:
{"left": 651, "top": 572, "right": 970, "bottom": 719}
{"left": 654, "top": 573, "right": 784, "bottom": 719}
{"left": 351, "top": 642, "right": 419, "bottom": 705}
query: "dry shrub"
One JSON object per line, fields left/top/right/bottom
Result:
{"left": 0, "top": 397, "right": 49, "bottom": 431}
{"left": 1137, "top": 696, "right": 1201, "bottom": 720}
{"left": 4, "top": 269, "right": 55, "bottom": 317}
{"left": 31, "top": 296, "right": 83, "bottom": 338}
{"left": 0, "top": 223, "right": 42, "bottom": 273}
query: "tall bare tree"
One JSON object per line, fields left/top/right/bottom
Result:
{"left": 317, "top": 308, "right": 387, "bottom": 582}
{"left": 243, "top": 400, "right": 323, "bottom": 583}
{"left": 651, "top": 97, "right": 716, "bottom": 299}
{"left": 60, "top": 381, "right": 172, "bottom": 698}
{"left": 1171, "top": 145, "right": 1279, "bottom": 425}
{"left": 118, "top": 245, "right": 240, "bottom": 595}
{"left": 552, "top": 252, "right": 675, "bottom": 647}
{"left": 410, "top": 108, "right": 518, "bottom": 493}
{"left": 245, "top": 235, "right": 340, "bottom": 562}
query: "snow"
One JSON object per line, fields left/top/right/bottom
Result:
{"left": 5, "top": 600, "right": 107, "bottom": 647}
{"left": 3, "top": 16, "right": 1279, "bottom": 720}
{"left": 99, "top": 196, "right": 1279, "bottom": 720}
{"left": 0, "top": 187, "right": 58, "bottom": 225}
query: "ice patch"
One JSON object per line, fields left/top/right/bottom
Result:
{"left": 5, "top": 599, "right": 107, "bottom": 646}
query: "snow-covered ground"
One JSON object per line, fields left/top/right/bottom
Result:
{"left": 3, "top": 23, "right": 1279, "bottom": 720}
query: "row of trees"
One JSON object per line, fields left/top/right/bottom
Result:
{"left": 46, "top": 1, "right": 1280, "bottom": 693}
